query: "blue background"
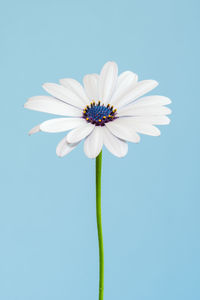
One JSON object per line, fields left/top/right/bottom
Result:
{"left": 1, "top": 0, "right": 199, "bottom": 299}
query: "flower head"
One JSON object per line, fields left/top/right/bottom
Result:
{"left": 24, "top": 61, "right": 171, "bottom": 158}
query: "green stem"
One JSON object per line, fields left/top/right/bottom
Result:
{"left": 96, "top": 151, "right": 104, "bottom": 300}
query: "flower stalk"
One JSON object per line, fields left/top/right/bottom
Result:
{"left": 96, "top": 151, "right": 104, "bottom": 300}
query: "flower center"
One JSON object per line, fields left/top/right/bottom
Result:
{"left": 83, "top": 101, "right": 117, "bottom": 126}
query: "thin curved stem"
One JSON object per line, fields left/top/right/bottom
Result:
{"left": 96, "top": 151, "right": 104, "bottom": 300}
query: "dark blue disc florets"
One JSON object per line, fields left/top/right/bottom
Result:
{"left": 83, "top": 101, "right": 117, "bottom": 126}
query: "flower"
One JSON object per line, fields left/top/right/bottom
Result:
{"left": 24, "top": 61, "right": 171, "bottom": 158}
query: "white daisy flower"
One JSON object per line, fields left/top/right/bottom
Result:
{"left": 24, "top": 61, "right": 171, "bottom": 158}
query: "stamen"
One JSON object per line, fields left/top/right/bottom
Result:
{"left": 82, "top": 101, "right": 117, "bottom": 126}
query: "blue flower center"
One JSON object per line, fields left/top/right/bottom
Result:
{"left": 83, "top": 101, "right": 117, "bottom": 126}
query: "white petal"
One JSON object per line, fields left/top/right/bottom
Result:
{"left": 127, "top": 116, "right": 171, "bottom": 125}
{"left": 40, "top": 118, "right": 85, "bottom": 133}
{"left": 24, "top": 96, "right": 82, "bottom": 117}
{"left": 84, "top": 126, "right": 103, "bottom": 158}
{"left": 106, "top": 118, "right": 140, "bottom": 143}
{"left": 117, "top": 105, "right": 171, "bottom": 117}
{"left": 110, "top": 71, "right": 138, "bottom": 106}
{"left": 132, "top": 95, "right": 171, "bottom": 107}
{"left": 115, "top": 80, "right": 158, "bottom": 109}
{"left": 56, "top": 136, "right": 79, "bottom": 157}
{"left": 109, "top": 117, "right": 161, "bottom": 136}
{"left": 59, "top": 78, "right": 89, "bottom": 105}
{"left": 117, "top": 71, "right": 138, "bottom": 86}
{"left": 28, "top": 124, "right": 40, "bottom": 135}
{"left": 98, "top": 61, "right": 118, "bottom": 105}
{"left": 102, "top": 127, "right": 128, "bottom": 158}
{"left": 83, "top": 74, "right": 99, "bottom": 102}
{"left": 66, "top": 123, "right": 95, "bottom": 143}
{"left": 43, "top": 83, "right": 86, "bottom": 109}
{"left": 131, "top": 123, "right": 161, "bottom": 136}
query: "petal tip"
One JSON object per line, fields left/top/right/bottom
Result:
{"left": 165, "top": 117, "right": 171, "bottom": 125}
{"left": 42, "top": 82, "right": 51, "bottom": 90}
{"left": 156, "top": 131, "right": 161, "bottom": 137}
{"left": 166, "top": 98, "right": 172, "bottom": 105}
{"left": 56, "top": 153, "right": 62, "bottom": 158}
{"left": 28, "top": 125, "right": 40, "bottom": 136}
{"left": 153, "top": 80, "right": 159, "bottom": 87}
{"left": 166, "top": 107, "right": 172, "bottom": 115}
{"left": 56, "top": 147, "right": 64, "bottom": 157}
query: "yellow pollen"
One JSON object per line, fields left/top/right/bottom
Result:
{"left": 86, "top": 117, "right": 89, "bottom": 121}
{"left": 108, "top": 114, "right": 111, "bottom": 118}
{"left": 99, "top": 119, "right": 101, "bottom": 122}
{"left": 83, "top": 110, "right": 86, "bottom": 114}
{"left": 113, "top": 109, "right": 117, "bottom": 112}
{"left": 103, "top": 116, "right": 106, "bottom": 119}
